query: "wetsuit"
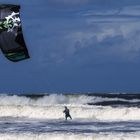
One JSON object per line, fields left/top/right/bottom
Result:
{"left": 63, "top": 107, "right": 72, "bottom": 120}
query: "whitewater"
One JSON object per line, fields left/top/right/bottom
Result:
{"left": 0, "top": 93, "right": 140, "bottom": 140}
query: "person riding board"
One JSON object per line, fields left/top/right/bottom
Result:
{"left": 63, "top": 106, "right": 72, "bottom": 120}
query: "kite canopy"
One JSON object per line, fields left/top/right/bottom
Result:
{"left": 0, "top": 4, "right": 29, "bottom": 62}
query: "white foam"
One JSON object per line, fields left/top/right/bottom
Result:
{"left": 0, "top": 104, "right": 140, "bottom": 121}
{"left": 0, "top": 95, "right": 140, "bottom": 121}
{"left": 0, "top": 133, "right": 140, "bottom": 140}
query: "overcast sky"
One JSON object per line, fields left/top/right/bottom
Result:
{"left": 0, "top": 0, "right": 140, "bottom": 94}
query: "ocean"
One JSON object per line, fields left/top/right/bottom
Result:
{"left": 0, "top": 93, "right": 140, "bottom": 140}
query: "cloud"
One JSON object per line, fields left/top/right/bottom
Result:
{"left": 78, "top": 5, "right": 140, "bottom": 23}
{"left": 86, "top": 16, "right": 140, "bottom": 24}
{"left": 44, "top": 21, "right": 140, "bottom": 66}
{"left": 80, "top": 5, "right": 140, "bottom": 16}
{"left": 121, "top": 5, "right": 140, "bottom": 16}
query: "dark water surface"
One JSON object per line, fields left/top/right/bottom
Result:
{"left": 0, "top": 117, "right": 140, "bottom": 134}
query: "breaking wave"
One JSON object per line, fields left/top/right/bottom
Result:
{"left": 0, "top": 93, "right": 140, "bottom": 107}
{"left": 0, "top": 94, "right": 140, "bottom": 121}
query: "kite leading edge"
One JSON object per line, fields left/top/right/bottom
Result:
{"left": 0, "top": 4, "right": 30, "bottom": 62}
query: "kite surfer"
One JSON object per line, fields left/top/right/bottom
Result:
{"left": 63, "top": 106, "right": 72, "bottom": 120}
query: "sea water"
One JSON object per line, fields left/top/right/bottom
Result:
{"left": 0, "top": 93, "right": 140, "bottom": 140}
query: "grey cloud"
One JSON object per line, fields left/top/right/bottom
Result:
{"left": 79, "top": 7, "right": 140, "bottom": 24}
{"left": 44, "top": 22, "right": 140, "bottom": 66}
{"left": 80, "top": 5, "right": 140, "bottom": 17}
{"left": 87, "top": 16, "right": 140, "bottom": 23}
